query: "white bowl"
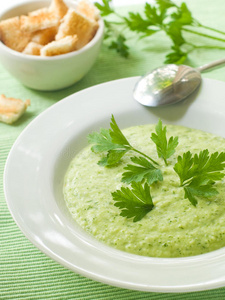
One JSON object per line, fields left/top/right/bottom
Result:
{"left": 4, "top": 77, "right": 225, "bottom": 292}
{"left": 0, "top": 0, "right": 104, "bottom": 91}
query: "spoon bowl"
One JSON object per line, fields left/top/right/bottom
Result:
{"left": 133, "top": 64, "right": 201, "bottom": 107}
{"left": 134, "top": 58, "right": 225, "bottom": 107}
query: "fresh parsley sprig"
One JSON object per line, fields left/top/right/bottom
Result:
{"left": 174, "top": 150, "right": 225, "bottom": 206}
{"left": 112, "top": 181, "right": 154, "bottom": 222}
{"left": 88, "top": 115, "right": 159, "bottom": 167}
{"left": 88, "top": 116, "right": 179, "bottom": 222}
{"left": 95, "top": 0, "right": 225, "bottom": 64}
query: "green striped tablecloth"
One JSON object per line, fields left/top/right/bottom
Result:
{"left": 1, "top": 0, "right": 225, "bottom": 298}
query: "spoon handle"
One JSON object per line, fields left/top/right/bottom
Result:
{"left": 197, "top": 58, "right": 225, "bottom": 72}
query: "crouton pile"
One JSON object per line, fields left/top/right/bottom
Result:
{"left": 0, "top": 0, "right": 100, "bottom": 56}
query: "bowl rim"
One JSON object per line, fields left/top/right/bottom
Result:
{"left": 0, "top": 0, "right": 104, "bottom": 61}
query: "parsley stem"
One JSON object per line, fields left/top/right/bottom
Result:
{"left": 198, "top": 24, "right": 225, "bottom": 36}
{"left": 194, "top": 45, "right": 225, "bottom": 50}
{"left": 186, "top": 42, "right": 225, "bottom": 51}
{"left": 183, "top": 28, "right": 225, "bottom": 43}
{"left": 131, "top": 147, "right": 159, "bottom": 166}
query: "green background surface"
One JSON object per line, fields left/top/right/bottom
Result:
{"left": 1, "top": 0, "right": 225, "bottom": 298}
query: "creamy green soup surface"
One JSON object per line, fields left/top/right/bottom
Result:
{"left": 63, "top": 124, "right": 225, "bottom": 258}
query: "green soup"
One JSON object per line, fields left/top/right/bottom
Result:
{"left": 63, "top": 124, "right": 225, "bottom": 258}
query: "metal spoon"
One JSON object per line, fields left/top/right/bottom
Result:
{"left": 133, "top": 58, "right": 225, "bottom": 107}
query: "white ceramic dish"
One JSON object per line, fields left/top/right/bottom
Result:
{"left": 4, "top": 77, "right": 225, "bottom": 293}
{"left": 0, "top": 0, "right": 104, "bottom": 91}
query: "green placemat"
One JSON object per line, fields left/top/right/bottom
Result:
{"left": 1, "top": 0, "right": 225, "bottom": 298}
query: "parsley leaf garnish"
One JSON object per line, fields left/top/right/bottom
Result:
{"left": 98, "top": 149, "right": 128, "bottom": 167}
{"left": 87, "top": 119, "right": 130, "bottom": 166}
{"left": 88, "top": 128, "right": 124, "bottom": 153}
{"left": 112, "top": 182, "right": 154, "bottom": 222}
{"left": 122, "top": 156, "right": 163, "bottom": 185}
{"left": 109, "top": 115, "right": 130, "bottom": 146}
{"left": 151, "top": 119, "right": 178, "bottom": 165}
{"left": 174, "top": 150, "right": 225, "bottom": 205}
{"left": 183, "top": 180, "right": 218, "bottom": 206}
{"left": 88, "top": 115, "right": 159, "bottom": 166}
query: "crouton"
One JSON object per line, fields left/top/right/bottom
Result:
{"left": 0, "top": 94, "right": 30, "bottom": 124}
{"left": 0, "top": 17, "right": 31, "bottom": 52}
{"left": 76, "top": 0, "right": 100, "bottom": 21}
{"left": 55, "top": 8, "right": 98, "bottom": 49}
{"left": 28, "top": 7, "right": 49, "bottom": 17}
{"left": 40, "top": 34, "right": 78, "bottom": 56}
{"left": 22, "top": 42, "right": 43, "bottom": 55}
{"left": 31, "top": 26, "right": 58, "bottom": 45}
{"left": 49, "top": 0, "right": 68, "bottom": 19}
{"left": 20, "top": 10, "right": 59, "bottom": 32}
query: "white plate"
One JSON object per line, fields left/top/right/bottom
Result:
{"left": 4, "top": 77, "right": 225, "bottom": 293}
